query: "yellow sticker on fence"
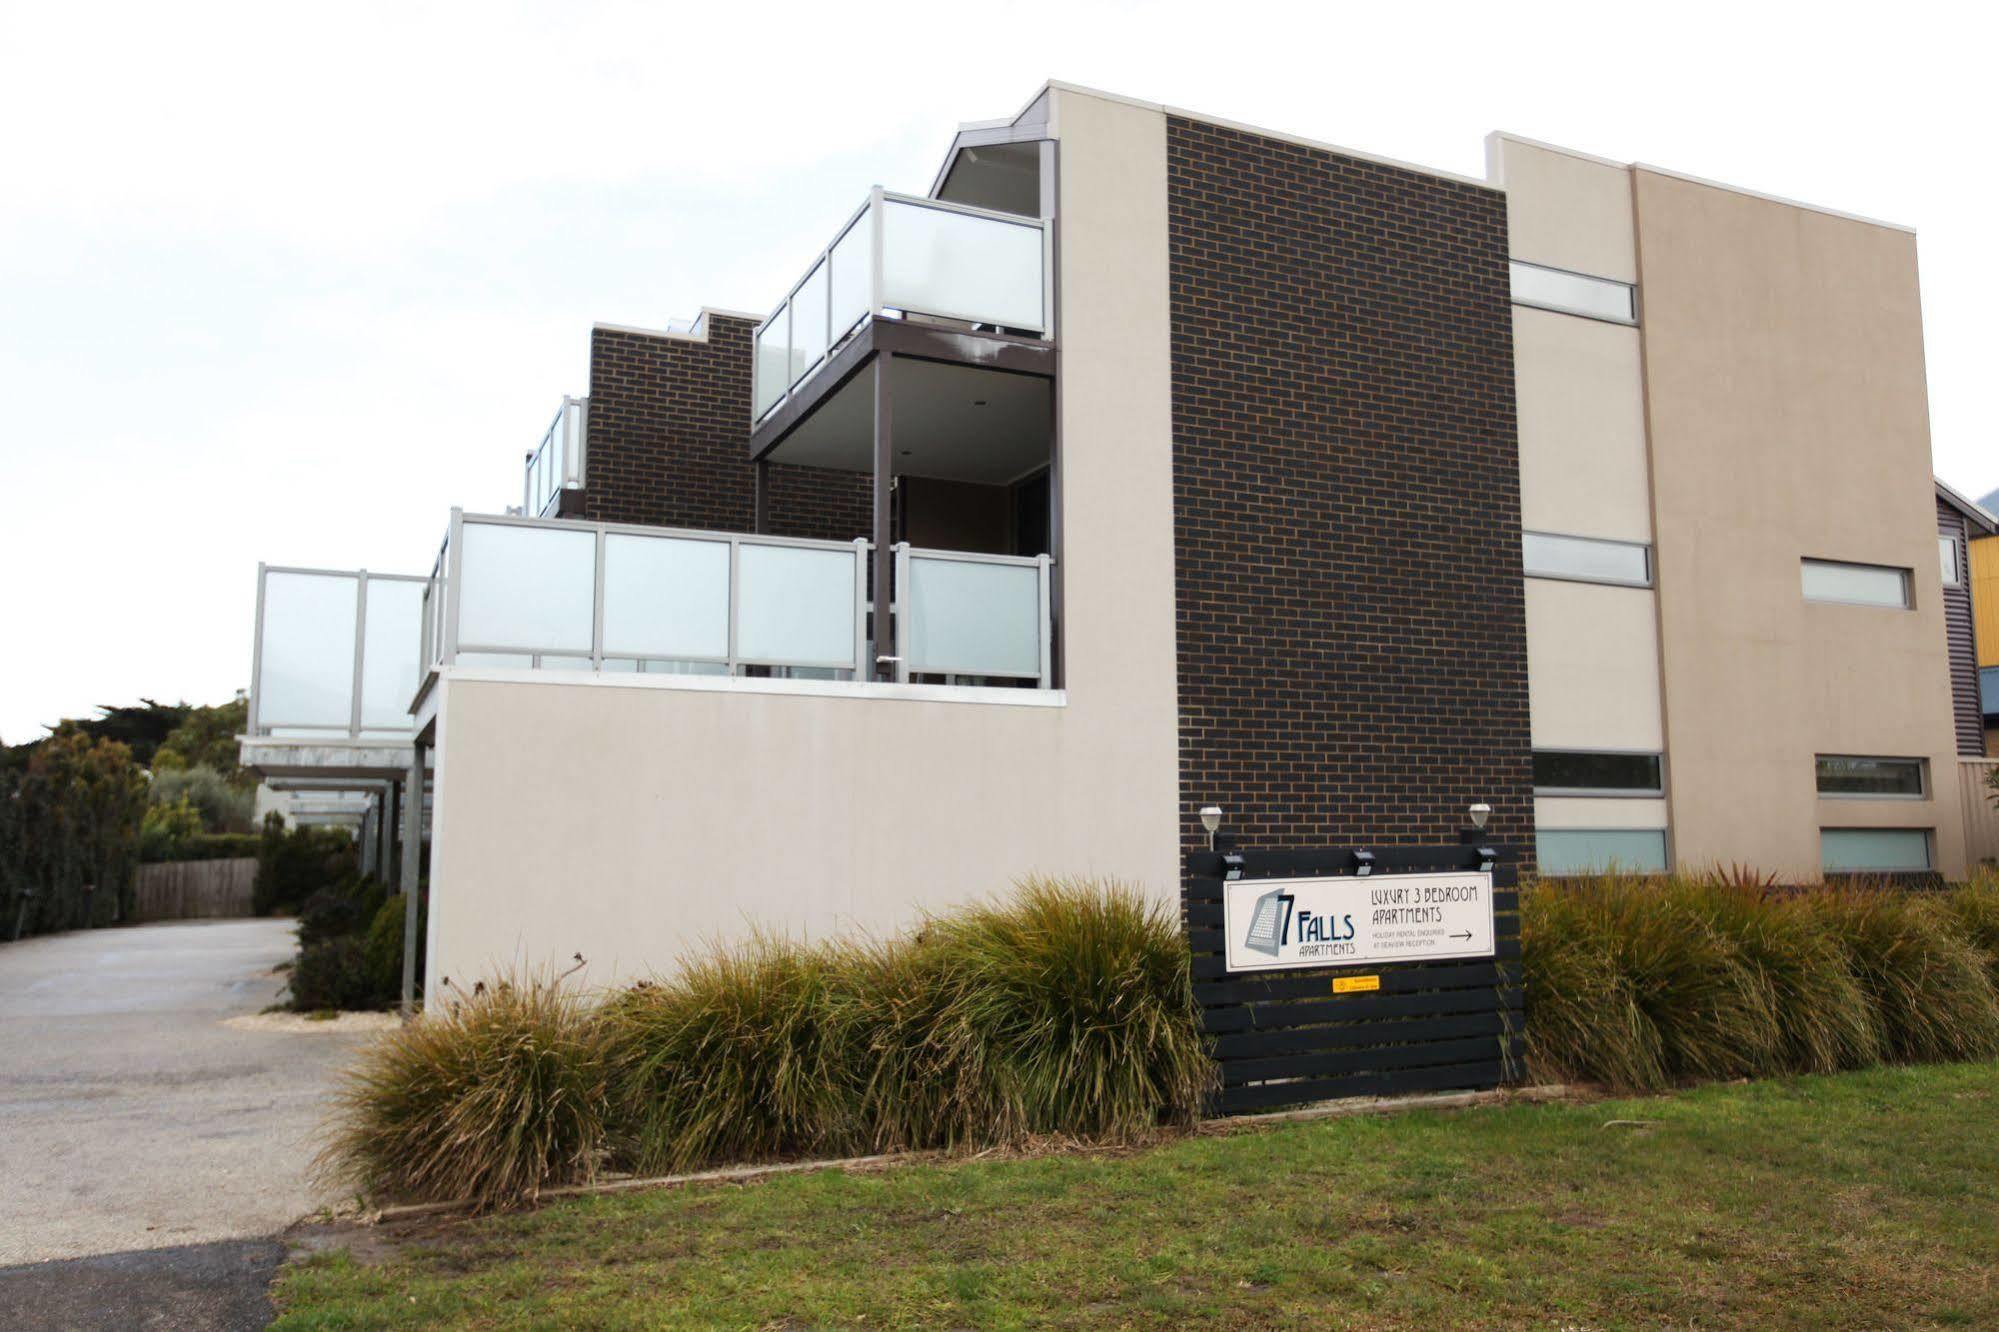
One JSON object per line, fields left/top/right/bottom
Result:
{"left": 1332, "top": 975, "right": 1381, "bottom": 994}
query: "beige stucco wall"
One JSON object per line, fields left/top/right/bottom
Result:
{"left": 425, "top": 88, "right": 1182, "bottom": 989}
{"left": 1524, "top": 580, "right": 1665, "bottom": 752}
{"left": 1635, "top": 169, "right": 1967, "bottom": 880}
{"left": 1513, "top": 309, "right": 1652, "bottom": 543}
{"left": 1489, "top": 134, "right": 1639, "bottom": 283}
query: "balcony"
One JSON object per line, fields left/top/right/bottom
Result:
{"left": 419, "top": 510, "right": 1053, "bottom": 689}
{"left": 248, "top": 565, "right": 427, "bottom": 741}
{"left": 523, "top": 396, "right": 588, "bottom": 519}
{"left": 752, "top": 190, "right": 1051, "bottom": 424}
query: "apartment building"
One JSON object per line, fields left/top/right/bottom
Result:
{"left": 238, "top": 83, "right": 1975, "bottom": 993}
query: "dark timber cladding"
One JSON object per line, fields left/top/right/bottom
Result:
{"left": 585, "top": 318, "right": 870, "bottom": 541}
{"left": 1166, "top": 116, "right": 1535, "bottom": 867}
{"left": 1939, "top": 495, "right": 1985, "bottom": 756}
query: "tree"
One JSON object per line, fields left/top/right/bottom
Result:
{"left": 11, "top": 728, "right": 148, "bottom": 934}
{"left": 68, "top": 700, "right": 192, "bottom": 769}
{"left": 152, "top": 697, "right": 252, "bottom": 787}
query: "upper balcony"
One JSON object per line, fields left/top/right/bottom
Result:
{"left": 523, "top": 396, "right": 588, "bottom": 519}
{"left": 751, "top": 190, "right": 1052, "bottom": 426}
{"left": 416, "top": 509, "right": 1053, "bottom": 694}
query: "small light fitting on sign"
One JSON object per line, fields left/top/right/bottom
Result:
{"left": 1477, "top": 846, "right": 1497, "bottom": 874}
{"left": 1468, "top": 802, "right": 1492, "bottom": 831}
{"left": 1199, "top": 805, "right": 1223, "bottom": 851}
{"left": 1353, "top": 848, "right": 1375, "bottom": 878}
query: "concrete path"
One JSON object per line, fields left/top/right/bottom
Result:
{"left": 0, "top": 919, "right": 378, "bottom": 1266}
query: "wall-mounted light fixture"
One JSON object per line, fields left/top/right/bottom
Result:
{"left": 1468, "top": 802, "right": 1491, "bottom": 831}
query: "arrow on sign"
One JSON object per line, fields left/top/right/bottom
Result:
{"left": 1450, "top": 931, "right": 1473, "bottom": 941}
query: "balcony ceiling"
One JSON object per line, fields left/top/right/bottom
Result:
{"left": 936, "top": 141, "right": 1041, "bottom": 218}
{"left": 766, "top": 356, "right": 1051, "bottom": 485}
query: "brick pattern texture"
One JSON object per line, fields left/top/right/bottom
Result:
{"left": 1167, "top": 117, "right": 1537, "bottom": 868}
{"left": 584, "top": 318, "right": 871, "bottom": 541}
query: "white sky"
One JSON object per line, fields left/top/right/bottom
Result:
{"left": 3, "top": 0, "right": 1994, "bottom": 743}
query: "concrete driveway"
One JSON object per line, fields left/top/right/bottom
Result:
{"left": 0, "top": 918, "right": 382, "bottom": 1266}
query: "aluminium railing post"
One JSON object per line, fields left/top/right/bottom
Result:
{"left": 444, "top": 509, "right": 465, "bottom": 667}
{"left": 851, "top": 538, "right": 869, "bottom": 681}
{"left": 247, "top": 564, "right": 267, "bottom": 736}
{"left": 1036, "top": 553, "right": 1053, "bottom": 690}
{"left": 892, "top": 543, "right": 911, "bottom": 684}
{"left": 868, "top": 186, "right": 885, "bottom": 320}
{"left": 590, "top": 525, "right": 606, "bottom": 671}
{"left": 726, "top": 535, "right": 741, "bottom": 676}
{"left": 349, "top": 572, "right": 370, "bottom": 739}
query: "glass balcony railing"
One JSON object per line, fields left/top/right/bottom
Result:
{"left": 752, "top": 189, "right": 1051, "bottom": 423}
{"left": 523, "top": 397, "right": 587, "bottom": 518}
{"left": 420, "top": 511, "right": 1054, "bottom": 688}
{"left": 249, "top": 566, "right": 428, "bottom": 739}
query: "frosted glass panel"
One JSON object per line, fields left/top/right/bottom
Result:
{"left": 828, "top": 214, "right": 871, "bottom": 339}
{"left": 457, "top": 521, "right": 596, "bottom": 653}
{"left": 1510, "top": 262, "right": 1636, "bottom": 324}
{"left": 736, "top": 544, "right": 855, "bottom": 667}
{"left": 904, "top": 556, "right": 1041, "bottom": 679}
{"left": 753, "top": 308, "right": 789, "bottom": 419}
{"left": 1522, "top": 532, "right": 1651, "bottom": 585}
{"left": 1537, "top": 829, "right": 1668, "bottom": 875}
{"left": 1821, "top": 828, "right": 1931, "bottom": 872}
{"left": 789, "top": 260, "right": 829, "bottom": 385}
{"left": 1801, "top": 559, "right": 1910, "bottom": 608}
{"left": 881, "top": 200, "right": 1044, "bottom": 332}
{"left": 455, "top": 651, "right": 534, "bottom": 669}
{"left": 359, "top": 579, "right": 425, "bottom": 728}
{"left": 258, "top": 572, "right": 359, "bottom": 727}
{"left": 601, "top": 534, "right": 730, "bottom": 661}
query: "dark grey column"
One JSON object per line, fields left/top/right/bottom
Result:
{"left": 871, "top": 354, "right": 895, "bottom": 681}
{"left": 399, "top": 740, "right": 425, "bottom": 1018}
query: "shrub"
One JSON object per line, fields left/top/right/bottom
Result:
{"left": 919, "top": 877, "right": 1213, "bottom": 1145}
{"left": 138, "top": 797, "right": 206, "bottom": 863}
{"left": 254, "top": 815, "right": 357, "bottom": 916}
{"left": 1524, "top": 872, "right": 1999, "bottom": 1090}
{"left": 291, "top": 937, "right": 384, "bottom": 1013}
{"left": 297, "top": 876, "right": 387, "bottom": 951}
{"left": 363, "top": 890, "right": 426, "bottom": 1000}
{"left": 146, "top": 764, "right": 255, "bottom": 834}
{"left": 319, "top": 976, "right": 611, "bottom": 1207}
{"left": 1812, "top": 888, "right": 1999, "bottom": 1064}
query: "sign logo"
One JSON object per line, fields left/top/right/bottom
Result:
{"left": 1222, "top": 871, "right": 1496, "bottom": 973}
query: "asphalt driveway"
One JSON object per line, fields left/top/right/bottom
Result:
{"left": 0, "top": 919, "right": 378, "bottom": 1266}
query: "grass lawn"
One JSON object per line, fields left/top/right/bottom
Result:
{"left": 274, "top": 1062, "right": 1999, "bottom": 1329}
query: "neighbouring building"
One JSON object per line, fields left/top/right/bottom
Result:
{"left": 238, "top": 83, "right": 1982, "bottom": 996}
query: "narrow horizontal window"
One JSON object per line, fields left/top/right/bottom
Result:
{"left": 1509, "top": 260, "right": 1637, "bottom": 325}
{"left": 1522, "top": 532, "right": 1652, "bottom": 586}
{"left": 1940, "top": 535, "right": 1962, "bottom": 587}
{"left": 1816, "top": 755, "right": 1926, "bottom": 798}
{"left": 1821, "top": 828, "right": 1931, "bottom": 873}
{"left": 1801, "top": 559, "right": 1911, "bottom": 609}
{"left": 1534, "top": 751, "right": 1663, "bottom": 795}
{"left": 1536, "top": 829, "right": 1668, "bottom": 876}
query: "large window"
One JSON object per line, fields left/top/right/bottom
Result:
{"left": 1821, "top": 828, "right": 1931, "bottom": 873}
{"left": 1537, "top": 829, "right": 1668, "bottom": 876}
{"left": 1815, "top": 755, "right": 1926, "bottom": 799}
{"left": 1509, "top": 260, "right": 1637, "bottom": 325}
{"left": 1522, "top": 532, "right": 1652, "bottom": 587}
{"left": 1940, "top": 535, "right": 1962, "bottom": 587}
{"left": 1801, "top": 559, "right": 1912, "bottom": 609}
{"left": 1533, "top": 751, "right": 1664, "bottom": 795}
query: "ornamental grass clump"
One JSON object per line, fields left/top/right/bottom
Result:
{"left": 601, "top": 938, "right": 867, "bottom": 1175}
{"left": 1524, "top": 870, "right": 1999, "bottom": 1092}
{"left": 918, "top": 876, "right": 1215, "bottom": 1145}
{"left": 317, "top": 975, "right": 610, "bottom": 1208}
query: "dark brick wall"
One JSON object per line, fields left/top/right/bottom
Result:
{"left": 1166, "top": 117, "right": 1536, "bottom": 868}
{"left": 584, "top": 318, "right": 871, "bottom": 541}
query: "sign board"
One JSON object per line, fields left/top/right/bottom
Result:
{"left": 1222, "top": 870, "right": 1496, "bottom": 973}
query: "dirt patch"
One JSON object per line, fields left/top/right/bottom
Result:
{"left": 224, "top": 1011, "right": 401, "bottom": 1036}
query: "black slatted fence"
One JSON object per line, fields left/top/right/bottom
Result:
{"left": 1186, "top": 844, "right": 1523, "bottom": 1114}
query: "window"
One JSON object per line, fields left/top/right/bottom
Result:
{"left": 1815, "top": 755, "right": 1926, "bottom": 798}
{"left": 1940, "top": 535, "right": 1962, "bottom": 587}
{"left": 1821, "top": 828, "right": 1931, "bottom": 873}
{"left": 1534, "top": 751, "right": 1664, "bottom": 795}
{"left": 1801, "top": 559, "right": 1912, "bottom": 609}
{"left": 1537, "top": 829, "right": 1668, "bottom": 876}
{"left": 1522, "top": 532, "right": 1652, "bottom": 587}
{"left": 1509, "top": 260, "right": 1637, "bottom": 325}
